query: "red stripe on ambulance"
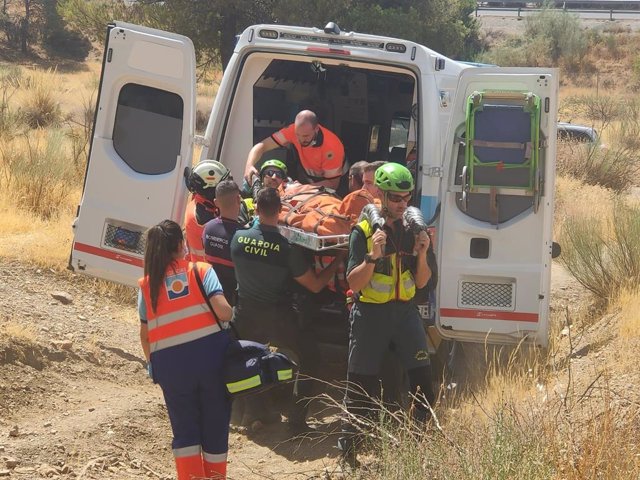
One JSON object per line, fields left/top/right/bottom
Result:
{"left": 440, "top": 308, "right": 538, "bottom": 323}
{"left": 73, "top": 242, "right": 144, "bottom": 268}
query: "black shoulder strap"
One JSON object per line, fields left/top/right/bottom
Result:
{"left": 192, "top": 263, "right": 240, "bottom": 339}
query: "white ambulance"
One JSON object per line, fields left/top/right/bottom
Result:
{"left": 70, "top": 21, "right": 558, "bottom": 349}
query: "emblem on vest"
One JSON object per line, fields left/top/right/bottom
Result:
{"left": 326, "top": 151, "right": 334, "bottom": 159}
{"left": 165, "top": 271, "right": 189, "bottom": 300}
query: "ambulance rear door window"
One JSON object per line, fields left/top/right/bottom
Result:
{"left": 113, "top": 83, "right": 184, "bottom": 175}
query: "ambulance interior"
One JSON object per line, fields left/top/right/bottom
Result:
{"left": 214, "top": 55, "right": 421, "bottom": 374}
{"left": 217, "top": 54, "right": 418, "bottom": 190}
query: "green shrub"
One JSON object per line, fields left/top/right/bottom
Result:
{"left": 481, "top": 6, "right": 587, "bottom": 69}
{"left": 560, "top": 199, "right": 640, "bottom": 301}
{"left": 480, "top": 35, "right": 551, "bottom": 67}
{"left": 604, "top": 33, "right": 619, "bottom": 59}
{"left": 557, "top": 143, "right": 640, "bottom": 193}
{"left": 525, "top": 7, "right": 587, "bottom": 64}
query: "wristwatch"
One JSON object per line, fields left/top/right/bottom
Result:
{"left": 364, "top": 254, "right": 377, "bottom": 264}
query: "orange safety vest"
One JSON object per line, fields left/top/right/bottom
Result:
{"left": 184, "top": 195, "right": 211, "bottom": 262}
{"left": 273, "top": 124, "right": 345, "bottom": 180}
{"left": 138, "top": 260, "right": 221, "bottom": 353}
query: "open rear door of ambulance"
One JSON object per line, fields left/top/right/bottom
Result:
{"left": 70, "top": 22, "right": 196, "bottom": 287}
{"left": 436, "top": 68, "right": 558, "bottom": 347}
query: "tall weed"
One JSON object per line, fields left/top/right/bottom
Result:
{"left": 65, "top": 89, "right": 96, "bottom": 171}
{"left": 559, "top": 199, "right": 640, "bottom": 301}
{"left": 337, "top": 336, "right": 640, "bottom": 480}
{"left": 561, "top": 94, "right": 623, "bottom": 132}
{"left": 1, "top": 129, "right": 76, "bottom": 219}
{"left": 17, "top": 69, "right": 64, "bottom": 129}
{"left": 0, "top": 65, "right": 25, "bottom": 138}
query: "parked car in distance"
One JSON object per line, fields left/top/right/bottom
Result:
{"left": 557, "top": 122, "right": 599, "bottom": 144}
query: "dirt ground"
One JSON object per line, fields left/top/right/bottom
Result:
{"left": 0, "top": 260, "right": 352, "bottom": 480}
{"left": 0, "top": 257, "right": 592, "bottom": 480}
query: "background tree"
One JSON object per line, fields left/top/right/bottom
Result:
{"left": 272, "top": 0, "right": 479, "bottom": 60}
{"left": 59, "top": 0, "right": 481, "bottom": 68}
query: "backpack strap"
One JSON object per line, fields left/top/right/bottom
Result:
{"left": 191, "top": 263, "right": 240, "bottom": 339}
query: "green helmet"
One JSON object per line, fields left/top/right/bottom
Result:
{"left": 260, "top": 159, "right": 288, "bottom": 176}
{"left": 374, "top": 163, "right": 414, "bottom": 192}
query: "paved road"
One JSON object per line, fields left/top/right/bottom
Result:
{"left": 476, "top": 8, "right": 640, "bottom": 20}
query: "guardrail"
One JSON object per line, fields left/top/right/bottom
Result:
{"left": 475, "top": 5, "right": 640, "bottom": 19}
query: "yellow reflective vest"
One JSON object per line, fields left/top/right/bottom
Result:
{"left": 356, "top": 219, "right": 416, "bottom": 303}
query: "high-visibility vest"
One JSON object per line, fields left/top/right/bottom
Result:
{"left": 273, "top": 124, "right": 345, "bottom": 181}
{"left": 356, "top": 219, "right": 416, "bottom": 303}
{"left": 138, "top": 260, "right": 221, "bottom": 353}
{"left": 184, "top": 195, "right": 211, "bottom": 262}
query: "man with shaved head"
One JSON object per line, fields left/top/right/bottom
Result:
{"left": 244, "top": 110, "right": 346, "bottom": 190}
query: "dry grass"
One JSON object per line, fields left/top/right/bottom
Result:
{"left": 15, "top": 68, "right": 65, "bottom": 128}
{"left": 554, "top": 175, "right": 613, "bottom": 235}
{"left": 338, "top": 328, "right": 640, "bottom": 479}
{"left": 1, "top": 319, "right": 38, "bottom": 344}
{"left": 614, "top": 289, "right": 640, "bottom": 343}
{"left": 558, "top": 197, "right": 640, "bottom": 302}
{"left": 0, "top": 187, "right": 78, "bottom": 269}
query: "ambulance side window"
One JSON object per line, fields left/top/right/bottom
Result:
{"left": 113, "top": 83, "right": 184, "bottom": 175}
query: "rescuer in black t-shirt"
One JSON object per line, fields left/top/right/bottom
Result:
{"left": 230, "top": 187, "right": 344, "bottom": 433}
{"left": 202, "top": 180, "right": 245, "bottom": 306}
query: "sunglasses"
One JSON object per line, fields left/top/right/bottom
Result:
{"left": 262, "top": 168, "right": 286, "bottom": 179}
{"left": 386, "top": 192, "right": 412, "bottom": 203}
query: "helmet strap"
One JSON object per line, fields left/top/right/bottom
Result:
{"left": 381, "top": 193, "right": 390, "bottom": 217}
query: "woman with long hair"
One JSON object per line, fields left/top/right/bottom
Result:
{"left": 138, "top": 219, "right": 233, "bottom": 480}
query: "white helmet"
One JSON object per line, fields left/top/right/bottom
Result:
{"left": 184, "top": 160, "right": 230, "bottom": 200}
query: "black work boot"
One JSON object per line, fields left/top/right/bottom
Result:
{"left": 337, "top": 435, "right": 360, "bottom": 470}
{"left": 287, "top": 399, "right": 314, "bottom": 435}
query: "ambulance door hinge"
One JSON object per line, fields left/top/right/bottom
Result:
{"left": 424, "top": 166, "right": 443, "bottom": 178}
{"left": 194, "top": 135, "right": 210, "bottom": 148}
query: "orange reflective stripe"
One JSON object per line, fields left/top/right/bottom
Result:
{"left": 139, "top": 260, "right": 221, "bottom": 351}
{"left": 147, "top": 312, "right": 215, "bottom": 343}
{"left": 189, "top": 250, "right": 206, "bottom": 263}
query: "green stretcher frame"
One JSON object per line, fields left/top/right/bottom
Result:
{"left": 464, "top": 91, "right": 541, "bottom": 193}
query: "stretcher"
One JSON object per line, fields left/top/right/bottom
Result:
{"left": 458, "top": 90, "right": 545, "bottom": 225}
{"left": 278, "top": 225, "right": 350, "bottom": 251}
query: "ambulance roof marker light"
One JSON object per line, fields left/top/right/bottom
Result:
{"left": 259, "top": 29, "right": 279, "bottom": 39}
{"left": 324, "top": 22, "right": 341, "bottom": 35}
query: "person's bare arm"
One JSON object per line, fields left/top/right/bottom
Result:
{"left": 413, "top": 231, "right": 432, "bottom": 289}
{"left": 210, "top": 294, "right": 233, "bottom": 322}
{"left": 245, "top": 136, "right": 282, "bottom": 182}
{"left": 294, "top": 255, "right": 344, "bottom": 293}
{"left": 346, "top": 229, "right": 386, "bottom": 293}
{"left": 139, "top": 323, "right": 150, "bottom": 362}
